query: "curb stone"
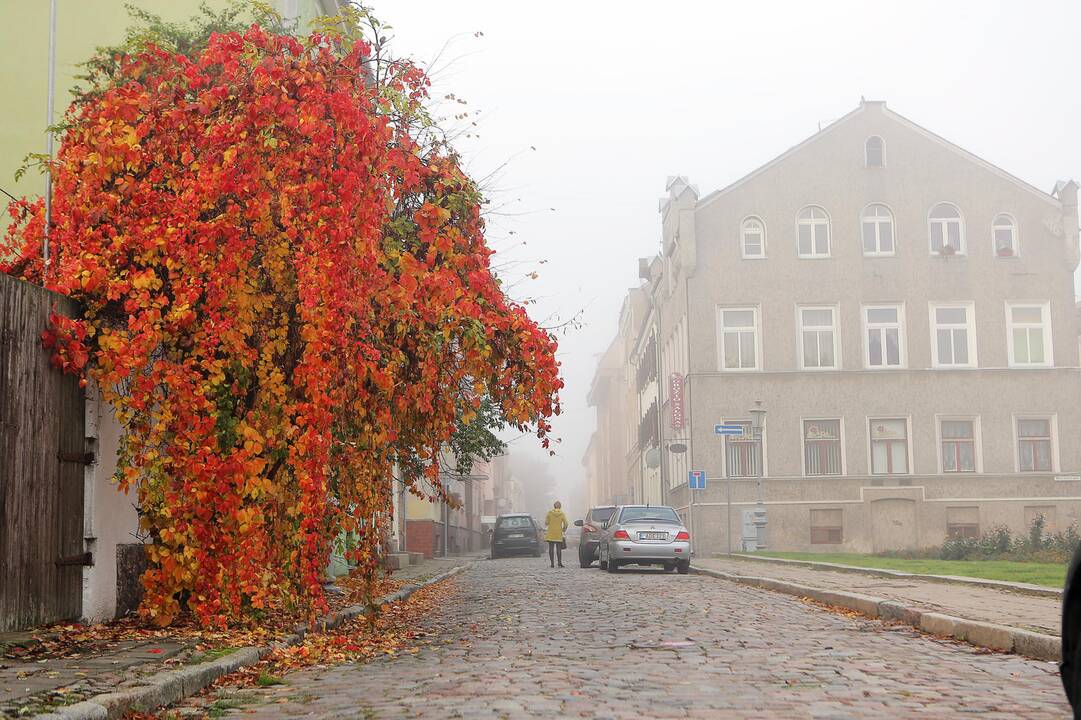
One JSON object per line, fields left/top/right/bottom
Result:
{"left": 692, "top": 565, "right": 1060, "bottom": 663}
{"left": 34, "top": 562, "right": 473, "bottom": 720}
{"left": 723, "top": 553, "right": 1062, "bottom": 598}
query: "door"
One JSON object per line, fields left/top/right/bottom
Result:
{"left": 871, "top": 498, "right": 917, "bottom": 553}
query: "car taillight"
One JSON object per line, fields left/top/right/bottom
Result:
{"left": 583, "top": 524, "right": 597, "bottom": 533}
{"left": 675, "top": 531, "right": 690, "bottom": 541}
{"left": 613, "top": 529, "right": 630, "bottom": 540}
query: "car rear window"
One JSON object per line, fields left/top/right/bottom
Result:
{"left": 497, "top": 516, "right": 533, "bottom": 529}
{"left": 619, "top": 507, "right": 680, "bottom": 524}
{"left": 589, "top": 507, "right": 615, "bottom": 523}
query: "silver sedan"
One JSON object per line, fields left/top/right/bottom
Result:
{"left": 597, "top": 505, "right": 692, "bottom": 574}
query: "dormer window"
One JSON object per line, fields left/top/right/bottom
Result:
{"left": 865, "top": 136, "right": 885, "bottom": 167}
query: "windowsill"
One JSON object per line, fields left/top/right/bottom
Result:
{"left": 1007, "top": 363, "right": 1054, "bottom": 370}
{"left": 995, "top": 255, "right": 1020, "bottom": 260}
{"left": 862, "top": 253, "right": 896, "bottom": 259}
{"left": 799, "top": 366, "right": 843, "bottom": 372}
{"left": 741, "top": 256, "right": 768, "bottom": 260}
{"left": 930, "top": 365, "right": 978, "bottom": 370}
{"left": 797, "top": 255, "right": 832, "bottom": 260}
{"left": 864, "top": 365, "right": 907, "bottom": 370}
{"left": 931, "top": 253, "right": 967, "bottom": 259}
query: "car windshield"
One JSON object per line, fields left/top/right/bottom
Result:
{"left": 619, "top": 507, "right": 680, "bottom": 524}
{"left": 589, "top": 507, "right": 615, "bottom": 523}
{"left": 497, "top": 516, "right": 532, "bottom": 529}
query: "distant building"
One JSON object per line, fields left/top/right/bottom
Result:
{"left": 593, "top": 100, "right": 1081, "bottom": 554}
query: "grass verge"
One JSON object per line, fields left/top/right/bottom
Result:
{"left": 744, "top": 551, "right": 1066, "bottom": 588}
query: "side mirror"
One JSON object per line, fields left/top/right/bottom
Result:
{"left": 574, "top": 519, "right": 583, "bottom": 527}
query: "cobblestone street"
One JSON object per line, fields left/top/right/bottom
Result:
{"left": 201, "top": 556, "right": 1069, "bottom": 719}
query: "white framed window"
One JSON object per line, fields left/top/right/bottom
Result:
{"left": 869, "top": 417, "right": 910, "bottom": 475}
{"left": 928, "top": 202, "right": 965, "bottom": 255}
{"left": 861, "top": 203, "right": 895, "bottom": 256}
{"left": 741, "top": 216, "right": 766, "bottom": 259}
{"left": 803, "top": 419, "right": 843, "bottom": 476}
{"left": 797, "top": 205, "right": 831, "bottom": 258}
{"left": 798, "top": 305, "right": 839, "bottom": 369}
{"left": 863, "top": 304, "right": 905, "bottom": 369}
{"left": 992, "top": 213, "right": 1018, "bottom": 258}
{"left": 865, "top": 136, "right": 885, "bottom": 168}
{"left": 1006, "top": 302, "right": 1052, "bottom": 367}
{"left": 717, "top": 307, "right": 759, "bottom": 371}
{"left": 1015, "top": 416, "right": 1056, "bottom": 473}
{"left": 937, "top": 417, "right": 981, "bottom": 473}
{"left": 724, "top": 421, "right": 764, "bottom": 477}
{"left": 929, "top": 303, "right": 976, "bottom": 368}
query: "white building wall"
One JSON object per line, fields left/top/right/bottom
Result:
{"left": 81, "top": 385, "right": 141, "bottom": 623}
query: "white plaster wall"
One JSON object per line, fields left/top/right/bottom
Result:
{"left": 81, "top": 385, "right": 141, "bottom": 623}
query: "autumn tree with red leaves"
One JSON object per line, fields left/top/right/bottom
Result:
{"left": 2, "top": 10, "right": 561, "bottom": 627}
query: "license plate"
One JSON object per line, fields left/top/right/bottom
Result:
{"left": 509, "top": 533, "right": 524, "bottom": 538}
{"left": 639, "top": 532, "right": 667, "bottom": 540}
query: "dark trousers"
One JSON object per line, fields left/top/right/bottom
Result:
{"left": 547, "top": 541, "right": 563, "bottom": 566}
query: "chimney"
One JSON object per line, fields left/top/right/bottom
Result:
{"left": 1055, "top": 180, "right": 1080, "bottom": 270}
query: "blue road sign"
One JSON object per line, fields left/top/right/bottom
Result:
{"left": 715, "top": 423, "right": 745, "bottom": 436}
{"left": 688, "top": 470, "right": 706, "bottom": 490}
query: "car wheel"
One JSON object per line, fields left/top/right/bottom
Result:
{"left": 607, "top": 555, "right": 620, "bottom": 573}
{"left": 664, "top": 562, "right": 676, "bottom": 573}
{"left": 597, "top": 545, "right": 609, "bottom": 571}
{"left": 490, "top": 551, "right": 499, "bottom": 560}
{"left": 579, "top": 547, "right": 592, "bottom": 568}
{"left": 676, "top": 560, "right": 690, "bottom": 575}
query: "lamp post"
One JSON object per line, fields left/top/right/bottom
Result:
{"left": 749, "top": 401, "right": 767, "bottom": 550}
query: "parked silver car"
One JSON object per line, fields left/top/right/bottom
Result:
{"left": 596, "top": 505, "right": 691, "bottom": 574}
{"left": 573, "top": 505, "right": 616, "bottom": 568}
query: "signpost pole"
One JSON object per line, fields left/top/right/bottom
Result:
{"left": 726, "top": 473, "right": 732, "bottom": 556}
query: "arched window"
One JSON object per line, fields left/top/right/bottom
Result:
{"left": 865, "top": 136, "right": 885, "bottom": 167}
{"left": 928, "top": 203, "right": 964, "bottom": 255}
{"left": 992, "top": 213, "right": 1018, "bottom": 257}
{"left": 741, "top": 216, "right": 766, "bottom": 258}
{"left": 797, "top": 206, "right": 831, "bottom": 258}
{"left": 861, "top": 204, "right": 895, "bottom": 256}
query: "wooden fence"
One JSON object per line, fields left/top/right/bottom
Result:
{"left": 0, "top": 272, "right": 86, "bottom": 632}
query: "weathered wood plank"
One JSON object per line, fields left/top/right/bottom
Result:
{"left": 0, "top": 272, "right": 85, "bottom": 631}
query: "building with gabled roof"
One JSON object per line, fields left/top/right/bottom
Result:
{"left": 621, "top": 99, "right": 1081, "bottom": 553}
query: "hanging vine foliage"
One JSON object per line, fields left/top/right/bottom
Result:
{"left": 2, "top": 22, "right": 561, "bottom": 628}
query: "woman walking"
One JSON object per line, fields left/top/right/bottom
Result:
{"left": 544, "top": 501, "right": 568, "bottom": 568}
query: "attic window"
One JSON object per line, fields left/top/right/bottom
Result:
{"left": 865, "top": 136, "right": 885, "bottom": 167}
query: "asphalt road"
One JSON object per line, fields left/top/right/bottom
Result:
{"left": 213, "top": 555, "right": 1069, "bottom": 719}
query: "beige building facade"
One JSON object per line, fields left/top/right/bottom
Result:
{"left": 601, "top": 100, "right": 1081, "bottom": 555}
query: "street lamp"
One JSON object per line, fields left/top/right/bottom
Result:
{"left": 748, "top": 401, "right": 767, "bottom": 550}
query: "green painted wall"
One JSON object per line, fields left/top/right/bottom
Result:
{"left": 1, "top": 1, "right": 337, "bottom": 209}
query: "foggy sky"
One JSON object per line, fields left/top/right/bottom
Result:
{"left": 383, "top": 1, "right": 1081, "bottom": 517}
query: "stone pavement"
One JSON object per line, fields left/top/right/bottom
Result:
{"left": 695, "top": 556, "right": 1060, "bottom": 636}
{"left": 0, "top": 554, "right": 476, "bottom": 718}
{"left": 195, "top": 555, "right": 1069, "bottom": 719}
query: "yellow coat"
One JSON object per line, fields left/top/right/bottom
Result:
{"left": 544, "top": 508, "right": 568, "bottom": 542}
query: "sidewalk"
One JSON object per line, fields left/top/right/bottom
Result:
{"left": 0, "top": 554, "right": 477, "bottom": 719}
{"left": 694, "top": 555, "right": 1060, "bottom": 636}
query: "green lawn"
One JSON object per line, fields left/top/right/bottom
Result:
{"left": 744, "top": 551, "right": 1066, "bottom": 589}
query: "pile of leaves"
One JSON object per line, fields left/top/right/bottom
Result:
{"left": 1, "top": 12, "right": 560, "bottom": 629}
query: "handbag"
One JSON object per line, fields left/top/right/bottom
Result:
{"left": 560, "top": 537, "right": 567, "bottom": 551}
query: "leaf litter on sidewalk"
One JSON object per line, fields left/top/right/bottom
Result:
{"left": 127, "top": 576, "right": 461, "bottom": 719}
